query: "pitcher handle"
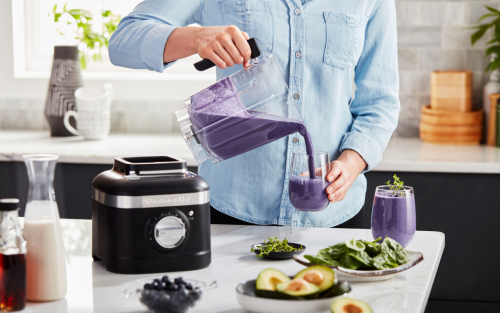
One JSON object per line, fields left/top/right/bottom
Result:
{"left": 63, "top": 110, "right": 80, "bottom": 136}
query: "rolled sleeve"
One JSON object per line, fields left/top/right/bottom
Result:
{"left": 108, "top": 0, "right": 203, "bottom": 73}
{"left": 140, "top": 24, "right": 179, "bottom": 72}
{"left": 340, "top": 131, "right": 382, "bottom": 172}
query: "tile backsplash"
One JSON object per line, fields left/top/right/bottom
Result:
{"left": 1, "top": 0, "right": 498, "bottom": 136}
{"left": 395, "top": 0, "right": 498, "bottom": 137}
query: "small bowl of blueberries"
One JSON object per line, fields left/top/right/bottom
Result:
{"left": 119, "top": 276, "right": 216, "bottom": 313}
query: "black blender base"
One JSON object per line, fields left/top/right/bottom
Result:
{"left": 97, "top": 251, "right": 211, "bottom": 274}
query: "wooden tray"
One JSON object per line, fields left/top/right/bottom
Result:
{"left": 420, "top": 122, "right": 482, "bottom": 145}
{"left": 421, "top": 105, "right": 482, "bottom": 125}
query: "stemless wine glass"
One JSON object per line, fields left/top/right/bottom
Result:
{"left": 371, "top": 185, "right": 416, "bottom": 248}
{"left": 289, "top": 152, "right": 330, "bottom": 212}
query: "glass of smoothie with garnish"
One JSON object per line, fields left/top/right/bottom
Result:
{"left": 289, "top": 152, "right": 330, "bottom": 212}
{"left": 371, "top": 175, "right": 416, "bottom": 248}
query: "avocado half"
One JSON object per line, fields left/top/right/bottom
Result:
{"left": 294, "top": 265, "right": 336, "bottom": 292}
{"left": 256, "top": 268, "right": 290, "bottom": 291}
{"left": 331, "top": 297, "right": 373, "bottom": 313}
{"left": 276, "top": 278, "right": 320, "bottom": 297}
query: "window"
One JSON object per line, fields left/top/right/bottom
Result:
{"left": 12, "top": 0, "right": 215, "bottom": 80}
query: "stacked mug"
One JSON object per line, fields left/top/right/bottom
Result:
{"left": 63, "top": 84, "right": 113, "bottom": 140}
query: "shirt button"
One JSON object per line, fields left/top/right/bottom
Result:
{"left": 295, "top": 9, "right": 301, "bottom": 15}
{"left": 295, "top": 51, "right": 302, "bottom": 58}
{"left": 293, "top": 93, "right": 300, "bottom": 99}
{"left": 293, "top": 137, "right": 299, "bottom": 143}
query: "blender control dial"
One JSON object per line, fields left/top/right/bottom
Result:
{"left": 153, "top": 216, "right": 186, "bottom": 249}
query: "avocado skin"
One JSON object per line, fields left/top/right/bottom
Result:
{"left": 319, "top": 281, "right": 351, "bottom": 299}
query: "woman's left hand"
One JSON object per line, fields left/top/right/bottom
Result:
{"left": 326, "top": 150, "right": 367, "bottom": 203}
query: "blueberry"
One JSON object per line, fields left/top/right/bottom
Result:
{"left": 185, "top": 283, "right": 193, "bottom": 290}
{"left": 190, "top": 290, "right": 201, "bottom": 301}
{"left": 174, "top": 277, "right": 186, "bottom": 285}
{"left": 143, "top": 283, "right": 154, "bottom": 290}
{"left": 171, "top": 284, "right": 179, "bottom": 291}
{"left": 161, "top": 275, "right": 169, "bottom": 282}
{"left": 152, "top": 279, "right": 161, "bottom": 288}
{"left": 179, "top": 284, "right": 186, "bottom": 291}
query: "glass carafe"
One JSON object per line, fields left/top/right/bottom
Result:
{"left": 0, "top": 199, "right": 27, "bottom": 312}
{"left": 22, "top": 154, "right": 66, "bottom": 301}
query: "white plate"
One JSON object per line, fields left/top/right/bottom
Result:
{"left": 294, "top": 250, "right": 424, "bottom": 282}
{"left": 235, "top": 279, "right": 350, "bottom": 313}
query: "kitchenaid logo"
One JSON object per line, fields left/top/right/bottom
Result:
{"left": 142, "top": 195, "right": 191, "bottom": 206}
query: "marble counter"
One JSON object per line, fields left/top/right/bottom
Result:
{"left": 1, "top": 130, "right": 500, "bottom": 173}
{"left": 21, "top": 219, "right": 444, "bottom": 313}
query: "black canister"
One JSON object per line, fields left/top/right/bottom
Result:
{"left": 91, "top": 156, "right": 211, "bottom": 274}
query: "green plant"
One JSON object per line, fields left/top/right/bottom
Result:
{"left": 51, "top": 4, "right": 121, "bottom": 69}
{"left": 385, "top": 174, "right": 405, "bottom": 197}
{"left": 470, "top": 6, "right": 500, "bottom": 73}
{"left": 251, "top": 237, "right": 303, "bottom": 259}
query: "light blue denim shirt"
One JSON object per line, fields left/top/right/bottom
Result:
{"left": 109, "top": 0, "right": 400, "bottom": 227}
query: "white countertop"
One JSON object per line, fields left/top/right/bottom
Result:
{"left": 1, "top": 130, "right": 500, "bottom": 173}
{"left": 22, "top": 219, "right": 444, "bottom": 313}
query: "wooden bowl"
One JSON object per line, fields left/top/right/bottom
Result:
{"left": 421, "top": 105, "right": 483, "bottom": 125}
{"left": 419, "top": 105, "right": 483, "bottom": 145}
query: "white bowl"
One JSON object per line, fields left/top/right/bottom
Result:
{"left": 235, "top": 279, "right": 350, "bottom": 313}
{"left": 294, "top": 250, "right": 424, "bottom": 282}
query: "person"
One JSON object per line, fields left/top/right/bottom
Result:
{"left": 109, "top": 0, "right": 400, "bottom": 228}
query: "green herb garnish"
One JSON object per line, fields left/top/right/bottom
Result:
{"left": 386, "top": 174, "right": 406, "bottom": 197}
{"left": 251, "top": 237, "right": 303, "bottom": 259}
{"left": 304, "top": 237, "right": 409, "bottom": 270}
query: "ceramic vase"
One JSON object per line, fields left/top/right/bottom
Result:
{"left": 44, "top": 46, "right": 83, "bottom": 137}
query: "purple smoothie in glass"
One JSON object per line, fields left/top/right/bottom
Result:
{"left": 289, "top": 176, "right": 329, "bottom": 211}
{"left": 371, "top": 187, "right": 416, "bottom": 247}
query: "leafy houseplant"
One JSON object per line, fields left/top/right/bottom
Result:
{"left": 470, "top": 6, "right": 500, "bottom": 73}
{"left": 52, "top": 4, "right": 121, "bottom": 69}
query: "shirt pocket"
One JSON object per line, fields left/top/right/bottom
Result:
{"left": 218, "top": 0, "right": 274, "bottom": 54}
{"left": 323, "top": 12, "right": 368, "bottom": 70}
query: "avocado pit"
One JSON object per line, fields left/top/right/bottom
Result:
{"left": 303, "top": 270, "right": 324, "bottom": 285}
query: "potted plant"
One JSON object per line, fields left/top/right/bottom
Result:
{"left": 470, "top": 6, "right": 500, "bottom": 128}
{"left": 44, "top": 4, "right": 121, "bottom": 136}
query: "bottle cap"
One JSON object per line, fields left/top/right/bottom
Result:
{"left": 0, "top": 199, "right": 20, "bottom": 211}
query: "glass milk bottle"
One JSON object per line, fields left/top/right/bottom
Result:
{"left": 22, "top": 154, "right": 66, "bottom": 301}
{"left": 0, "top": 199, "right": 27, "bottom": 312}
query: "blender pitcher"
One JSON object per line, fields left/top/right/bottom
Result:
{"left": 22, "top": 154, "right": 67, "bottom": 302}
{"left": 176, "top": 51, "right": 304, "bottom": 164}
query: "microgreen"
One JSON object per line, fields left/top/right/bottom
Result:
{"left": 251, "top": 236, "right": 303, "bottom": 258}
{"left": 385, "top": 174, "right": 406, "bottom": 197}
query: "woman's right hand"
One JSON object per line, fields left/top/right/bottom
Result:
{"left": 193, "top": 25, "right": 252, "bottom": 69}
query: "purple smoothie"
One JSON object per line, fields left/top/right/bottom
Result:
{"left": 371, "top": 190, "right": 416, "bottom": 247}
{"left": 190, "top": 77, "right": 316, "bottom": 178}
{"left": 289, "top": 176, "right": 329, "bottom": 211}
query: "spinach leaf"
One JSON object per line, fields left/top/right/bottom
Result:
{"left": 361, "top": 239, "right": 381, "bottom": 257}
{"left": 347, "top": 249, "right": 374, "bottom": 268}
{"left": 318, "top": 243, "right": 346, "bottom": 260}
{"left": 383, "top": 237, "right": 409, "bottom": 265}
{"left": 345, "top": 239, "right": 366, "bottom": 251}
{"left": 339, "top": 252, "right": 363, "bottom": 270}
{"left": 304, "top": 255, "right": 340, "bottom": 267}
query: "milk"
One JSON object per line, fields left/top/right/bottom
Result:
{"left": 24, "top": 201, "right": 67, "bottom": 301}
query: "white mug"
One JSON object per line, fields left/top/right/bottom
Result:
{"left": 63, "top": 84, "right": 114, "bottom": 140}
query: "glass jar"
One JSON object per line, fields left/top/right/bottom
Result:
{"left": 0, "top": 199, "right": 26, "bottom": 312}
{"left": 23, "top": 154, "right": 66, "bottom": 302}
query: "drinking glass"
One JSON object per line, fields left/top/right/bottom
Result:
{"left": 371, "top": 185, "right": 416, "bottom": 248}
{"left": 289, "top": 152, "right": 330, "bottom": 212}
